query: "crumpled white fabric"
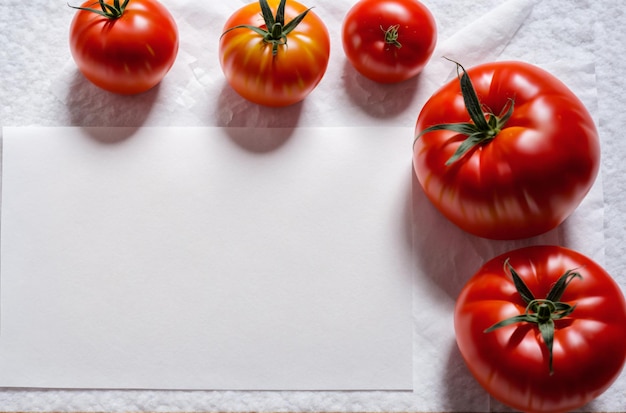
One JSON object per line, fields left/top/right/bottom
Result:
{"left": 0, "top": 0, "right": 621, "bottom": 410}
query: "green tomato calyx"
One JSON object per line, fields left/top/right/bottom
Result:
{"left": 222, "top": 0, "right": 312, "bottom": 56}
{"left": 68, "top": 0, "right": 130, "bottom": 19}
{"left": 381, "top": 24, "right": 402, "bottom": 49}
{"left": 484, "top": 259, "right": 581, "bottom": 375}
{"left": 415, "top": 58, "right": 515, "bottom": 165}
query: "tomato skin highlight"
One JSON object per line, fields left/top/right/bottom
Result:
{"left": 69, "top": 0, "right": 179, "bottom": 95}
{"left": 219, "top": 0, "right": 331, "bottom": 107}
{"left": 342, "top": 0, "right": 437, "bottom": 83}
{"left": 454, "top": 246, "right": 626, "bottom": 413}
{"left": 413, "top": 61, "right": 600, "bottom": 239}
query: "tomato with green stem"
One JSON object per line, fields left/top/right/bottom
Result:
{"left": 219, "top": 0, "right": 330, "bottom": 107}
{"left": 342, "top": 0, "right": 437, "bottom": 83}
{"left": 69, "top": 0, "right": 179, "bottom": 95}
{"left": 454, "top": 245, "right": 626, "bottom": 413}
{"left": 413, "top": 60, "right": 600, "bottom": 239}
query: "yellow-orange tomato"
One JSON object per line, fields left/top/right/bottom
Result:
{"left": 219, "top": 0, "right": 330, "bottom": 107}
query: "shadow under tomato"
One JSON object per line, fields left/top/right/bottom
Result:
{"left": 215, "top": 81, "right": 303, "bottom": 152}
{"left": 65, "top": 69, "right": 159, "bottom": 137}
{"left": 224, "top": 127, "right": 296, "bottom": 153}
{"left": 411, "top": 170, "right": 483, "bottom": 300}
{"left": 215, "top": 81, "right": 304, "bottom": 127}
{"left": 78, "top": 126, "right": 142, "bottom": 144}
{"left": 440, "top": 339, "right": 491, "bottom": 411}
{"left": 341, "top": 59, "right": 419, "bottom": 119}
{"left": 402, "top": 164, "right": 415, "bottom": 253}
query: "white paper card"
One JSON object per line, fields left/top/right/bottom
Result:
{"left": 0, "top": 126, "right": 414, "bottom": 391}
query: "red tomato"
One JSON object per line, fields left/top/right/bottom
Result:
{"left": 69, "top": 0, "right": 179, "bottom": 95}
{"left": 455, "top": 246, "right": 626, "bottom": 413}
{"left": 219, "top": 0, "right": 330, "bottom": 107}
{"left": 342, "top": 0, "right": 437, "bottom": 83}
{"left": 413, "top": 61, "right": 600, "bottom": 239}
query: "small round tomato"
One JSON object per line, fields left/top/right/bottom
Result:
{"left": 342, "top": 0, "right": 437, "bottom": 83}
{"left": 413, "top": 61, "right": 600, "bottom": 239}
{"left": 69, "top": 0, "right": 179, "bottom": 95}
{"left": 455, "top": 245, "right": 626, "bottom": 413}
{"left": 219, "top": 0, "right": 330, "bottom": 107}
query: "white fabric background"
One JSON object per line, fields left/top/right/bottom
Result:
{"left": 1, "top": 0, "right": 625, "bottom": 411}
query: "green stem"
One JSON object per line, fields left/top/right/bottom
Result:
{"left": 381, "top": 24, "right": 402, "bottom": 48}
{"left": 415, "top": 58, "right": 515, "bottom": 165}
{"left": 68, "top": 0, "right": 130, "bottom": 19}
{"left": 484, "top": 260, "right": 581, "bottom": 375}
{"left": 221, "top": 0, "right": 312, "bottom": 56}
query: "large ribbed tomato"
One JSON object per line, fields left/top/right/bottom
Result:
{"left": 69, "top": 0, "right": 179, "bottom": 95}
{"left": 455, "top": 246, "right": 626, "bottom": 413}
{"left": 413, "top": 61, "right": 600, "bottom": 239}
{"left": 219, "top": 0, "right": 330, "bottom": 107}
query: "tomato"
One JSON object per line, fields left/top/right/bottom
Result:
{"left": 342, "top": 0, "right": 437, "bottom": 83}
{"left": 69, "top": 0, "right": 179, "bottom": 95}
{"left": 454, "top": 245, "right": 626, "bottom": 413}
{"left": 219, "top": 0, "right": 330, "bottom": 107}
{"left": 413, "top": 61, "right": 600, "bottom": 239}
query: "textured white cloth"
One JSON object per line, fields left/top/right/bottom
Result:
{"left": 1, "top": 0, "right": 624, "bottom": 410}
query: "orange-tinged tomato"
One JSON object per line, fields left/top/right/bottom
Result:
{"left": 219, "top": 0, "right": 330, "bottom": 107}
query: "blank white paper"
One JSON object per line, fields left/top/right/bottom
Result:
{"left": 0, "top": 126, "right": 414, "bottom": 391}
